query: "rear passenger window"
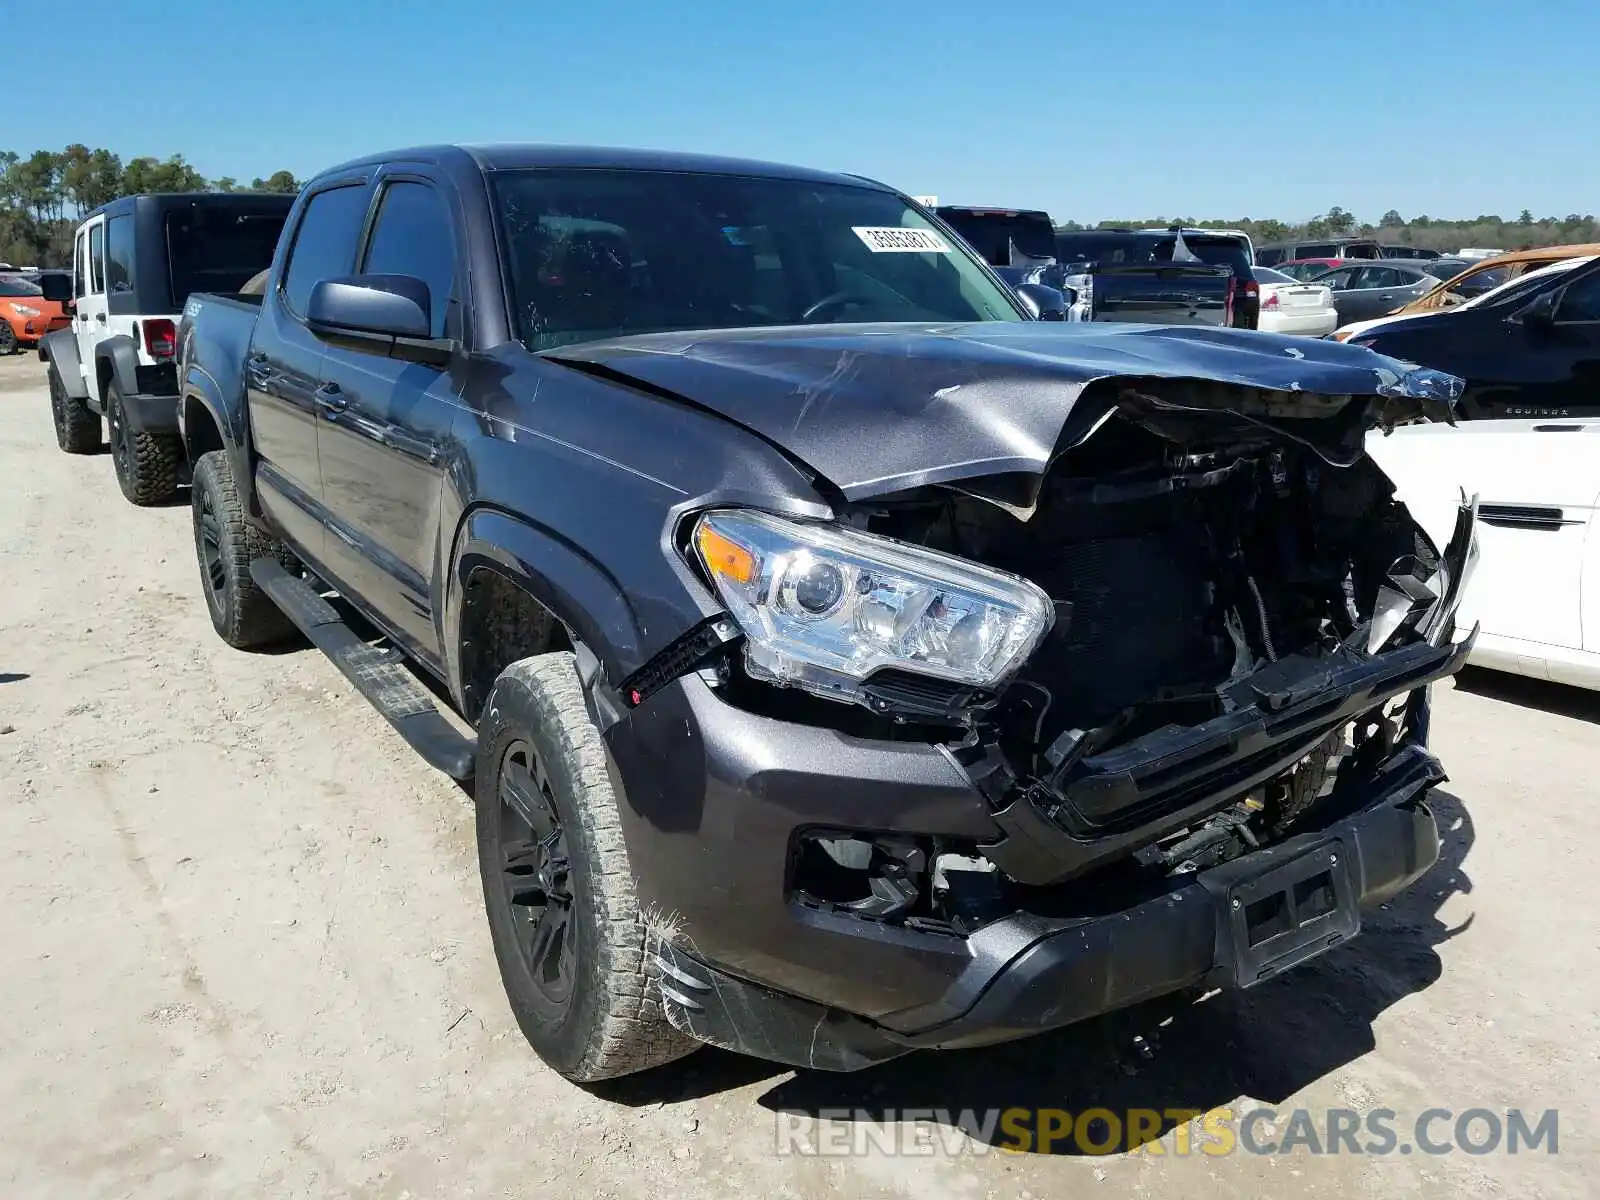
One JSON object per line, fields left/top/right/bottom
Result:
{"left": 282, "top": 184, "right": 370, "bottom": 317}
{"left": 88, "top": 223, "right": 105, "bottom": 294}
{"left": 73, "top": 230, "right": 87, "bottom": 299}
{"left": 1298, "top": 243, "right": 1337, "bottom": 259}
{"left": 361, "top": 181, "right": 455, "bottom": 338}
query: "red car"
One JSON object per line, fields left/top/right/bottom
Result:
{"left": 0, "top": 273, "right": 69, "bottom": 354}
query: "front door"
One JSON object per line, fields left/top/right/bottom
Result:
{"left": 247, "top": 180, "right": 372, "bottom": 563}
{"left": 73, "top": 216, "right": 109, "bottom": 407}
{"left": 314, "top": 175, "right": 461, "bottom": 669}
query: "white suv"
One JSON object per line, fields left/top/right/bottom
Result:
{"left": 41, "top": 193, "right": 292, "bottom": 504}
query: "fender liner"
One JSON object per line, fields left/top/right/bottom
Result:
{"left": 40, "top": 330, "right": 89, "bottom": 400}
{"left": 445, "top": 507, "right": 648, "bottom": 721}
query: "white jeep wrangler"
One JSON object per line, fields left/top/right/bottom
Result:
{"left": 41, "top": 193, "right": 292, "bottom": 504}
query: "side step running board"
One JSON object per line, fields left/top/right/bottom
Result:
{"left": 250, "top": 558, "right": 476, "bottom": 781}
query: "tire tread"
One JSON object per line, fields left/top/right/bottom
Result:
{"left": 191, "top": 450, "right": 297, "bottom": 649}
{"left": 477, "top": 653, "right": 697, "bottom": 1082}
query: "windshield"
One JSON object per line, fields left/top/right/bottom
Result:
{"left": 1153, "top": 234, "right": 1250, "bottom": 271}
{"left": 1460, "top": 256, "right": 1593, "bottom": 310}
{"left": 0, "top": 275, "right": 43, "bottom": 297}
{"left": 494, "top": 169, "right": 1022, "bottom": 352}
{"left": 164, "top": 209, "right": 288, "bottom": 308}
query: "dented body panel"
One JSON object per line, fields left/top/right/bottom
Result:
{"left": 548, "top": 322, "right": 1461, "bottom": 502}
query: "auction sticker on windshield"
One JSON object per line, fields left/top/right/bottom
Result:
{"left": 852, "top": 226, "right": 952, "bottom": 253}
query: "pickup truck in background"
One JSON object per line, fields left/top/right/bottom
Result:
{"left": 39, "top": 192, "right": 293, "bottom": 504}
{"left": 1052, "top": 227, "right": 1261, "bottom": 329}
{"left": 934, "top": 209, "right": 1258, "bottom": 329}
{"left": 175, "top": 142, "right": 1474, "bottom": 1085}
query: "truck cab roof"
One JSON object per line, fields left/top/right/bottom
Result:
{"left": 307, "top": 143, "right": 894, "bottom": 192}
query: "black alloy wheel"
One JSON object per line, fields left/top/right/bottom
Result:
{"left": 495, "top": 738, "right": 577, "bottom": 1018}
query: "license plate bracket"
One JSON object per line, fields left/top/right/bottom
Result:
{"left": 1204, "top": 838, "right": 1359, "bottom": 988}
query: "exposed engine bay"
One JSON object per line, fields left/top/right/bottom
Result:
{"left": 761, "top": 386, "right": 1476, "bottom": 934}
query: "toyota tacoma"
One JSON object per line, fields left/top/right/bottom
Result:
{"left": 174, "top": 144, "right": 1477, "bottom": 1082}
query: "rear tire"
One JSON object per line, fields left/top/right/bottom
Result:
{"left": 476, "top": 653, "right": 698, "bottom": 1082}
{"left": 108, "top": 380, "right": 181, "bottom": 506}
{"left": 48, "top": 362, "right": 100, "bottom": 454}
{"left": 190, "top": 449, "right": 298, "bottom": 649}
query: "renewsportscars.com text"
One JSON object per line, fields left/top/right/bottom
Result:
{"left": 774, "top": 1106, "right": 1559, "bottom": 1157}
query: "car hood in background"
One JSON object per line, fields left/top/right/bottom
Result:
{"left": 545, "top": 322, "right": 1462, "bottom": 502}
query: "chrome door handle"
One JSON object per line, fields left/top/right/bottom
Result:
{"left": 315, "top": 382, "right": 348, "bottom": 414}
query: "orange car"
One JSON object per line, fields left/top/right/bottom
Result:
{"left": 0, "top": 273, "right": 69, "bottom": 354}
{"left": 1396, "top": 243, "right": 1600, "bottom": 315}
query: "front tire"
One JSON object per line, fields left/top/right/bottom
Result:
{"left": 108, "top": 380, "right": 181, "bottom": 506}
{"left": 476, "top": 653, "right": 698, "bottom": 1082}
{"left": 48, "top": 363, "right": 100, "bottom": 454}
{"left": 0, "top": 323, "right": 18, "bottom": 355}
{"left": 190, "top": 449, "right": 298, "bottom": 649}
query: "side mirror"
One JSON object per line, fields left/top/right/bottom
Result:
{"left": 1513, "top": 289, "right": 1559, "bottom": 329}
{"left": 38, "top": 273, "right": 71, "bottom": 303}
{"left": 1015, "top": 282, "right": 1068, "bottom": 321}
{"left": 306, "top": 274, "right": 451, "bottom": 365}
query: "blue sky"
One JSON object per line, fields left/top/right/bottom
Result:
{"left": 37, "top": 0, "right": 1598, "bottom": 224}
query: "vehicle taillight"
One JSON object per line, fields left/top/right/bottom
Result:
{"left": 143, "top": 318, "right": 176, "bottom": 359}
{"left": 1224, "top": 276, "right": 1236, "bottom": 326}
{"left": 1263, "top": 292, "right": 1280, "bottom": 310}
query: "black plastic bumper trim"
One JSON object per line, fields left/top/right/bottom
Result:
{"left": 118, "top": 390, "right": 180, "bottom": 434}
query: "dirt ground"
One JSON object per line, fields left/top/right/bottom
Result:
{"left": 1, "top": 351, "right": 1594, "bottom": 1199}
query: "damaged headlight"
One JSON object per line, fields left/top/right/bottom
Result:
{"left": 690, "top": 509, "right": 1055, "bottom": 704}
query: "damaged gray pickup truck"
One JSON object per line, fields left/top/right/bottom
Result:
{"left": 175, "top": 144, "right": 1477, "bottom": 1083}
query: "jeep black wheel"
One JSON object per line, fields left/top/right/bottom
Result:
{"left": 107, "top": 380, "right": 181, "bottom": 505}
{"left": 48, "top": 363, "right": 100, "bottom": 454}
{"left": 476, "top": 653, "right": 698, "bottom": 1082}
{"left": 190, "top": 449, "right": 298, "bottom": 649}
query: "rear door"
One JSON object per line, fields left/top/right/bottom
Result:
{"left": 73, "top": 215, "right": 109, "bottom": 406}
{"left": 247, "top": 180, "right": 372, "bottom": 563}
{"left": 1341, "top": 266, "right": 1410, "bottom": 321}
{"left": 313, "top": 171, "right": 461, "bottom": 668}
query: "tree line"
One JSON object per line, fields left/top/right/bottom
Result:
{"left": 1061, "top": 205, "right": 1600, "bottom": 255}
{"left": 7, "top": 145, "right": 1599, "bottom": 268}
{"left": 0, "top": 145, "right": 300, "bottom": 266}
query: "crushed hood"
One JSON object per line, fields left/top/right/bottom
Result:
{"left": 545, "top": 322, "right": 1463, "bottom": 501}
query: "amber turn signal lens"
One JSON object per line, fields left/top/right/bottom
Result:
{"left": 696, "top": 522, "right": 757, "bottom": 585}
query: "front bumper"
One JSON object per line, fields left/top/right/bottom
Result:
{"left": 605, "top": 629, "right": 1467, "bottom": 1070}
{"left": 648, "top": 742, "right": 1444, "bottom": 1071}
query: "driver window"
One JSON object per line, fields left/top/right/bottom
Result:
{"left": 1555, "top": 273, "right": 1600, "bottom": 323}
{"left": 1322, "top": 269, "right": 1354, "bottom": 290}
